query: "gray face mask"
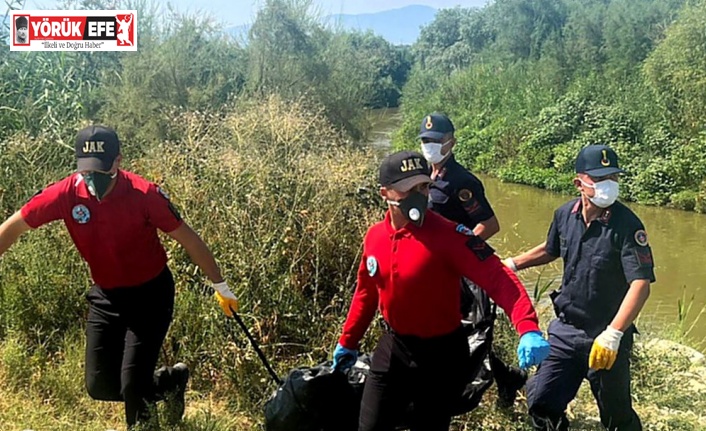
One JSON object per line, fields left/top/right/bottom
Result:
{"left": 84, "top": 171, "right": 117, "bottom": 201}
{"left": 387, "top": 191, "right": 429, "bottom": 227}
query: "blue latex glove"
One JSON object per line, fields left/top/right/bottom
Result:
{"left": 332, "top": 343, "right": 358, "bottom": 372}
{"left": 517, "top": 331, "right": 550, "bottom": 369}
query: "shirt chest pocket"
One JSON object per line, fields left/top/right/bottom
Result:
{"left": 588, "top": 253, "right": 621, "bottom": 300}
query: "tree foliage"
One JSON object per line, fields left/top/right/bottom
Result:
{"left": 644, "top": 0, "right": 706, "bottom": 134}
{"left": 398, "top": 0, "right": 706, "bottom": 212}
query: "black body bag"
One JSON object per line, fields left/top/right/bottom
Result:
{"left": 452, "top": 277, "right": 496, "bottom": 415}
{"left": 264, "top": 363, "right": 360, "bottom": 431}
{"left": 264, "top": 279, "right": 496, "bottom": 430}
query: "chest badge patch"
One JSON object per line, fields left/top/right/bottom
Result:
{"left": 634, "top": 229, "right": 648, "bottom": 247}
{"left": 455, "top": 224, "right": 474, "bottom": 236}
{"left": 366, "top": 256, "right": 378, "bottom": 277}
{"left": 72, "top": 204, "right": 91, "bottom": 224}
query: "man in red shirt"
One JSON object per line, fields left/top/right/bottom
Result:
{"left": 0, "top": 125, "right": 238, "bottom": 430}
{"left": 332, "top": 151, "right": 550, "bottom": 431}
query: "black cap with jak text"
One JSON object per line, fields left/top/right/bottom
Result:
{"left": 379, "top": 150, "right": 432, "bottom": 192}
{"left": 75, "top": 125, "right": 121, "bottom": 172}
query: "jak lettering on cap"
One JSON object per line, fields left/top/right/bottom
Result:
{"left": 379, "top": 150, "right": 432, "bottom": 192}
{"left": 75, "top": 125, "right": 121, "bottom": 172}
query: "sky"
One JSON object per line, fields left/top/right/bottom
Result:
{"left": 25, "top": 0, "right": 487, "bottom": 27}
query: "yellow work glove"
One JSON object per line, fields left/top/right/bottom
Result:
{"left": 213, "top": 281, "right": 239, "bottom": 317}
{"left": 589, "top": 326, "right": 623, "bottom": 370}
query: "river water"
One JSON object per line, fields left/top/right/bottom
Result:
{"left": 367, "top": 108, "right": 706, "bottom": 347}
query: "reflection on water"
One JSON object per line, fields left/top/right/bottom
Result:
{"left": 368, "top": 110, "right": 706, "bottom": 348}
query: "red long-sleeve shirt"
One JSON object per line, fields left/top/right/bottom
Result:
{"left": 339, "top": 210, "right": 539, "bottom": 350}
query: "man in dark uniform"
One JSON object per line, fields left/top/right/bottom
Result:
{"left": 504, "top": 145, "right": 655, "bottom": 431}
{"left": 420, "top": 113, "right": 499, "bottom": 239}
{"left": 419, "top": 112, "right": 527, "bottom": 408}
{"left": 0, "top": 125, "right": 239, "bottom": 430}
{"left": 332, "top": 151, "right": 550, "bottom": 431}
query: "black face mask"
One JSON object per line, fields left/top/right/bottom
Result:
{"left": 388, "top": 191, "right": 428, "bottom": 227}
{"left": 84, "top": 171, "right": 116, "bottom": 201}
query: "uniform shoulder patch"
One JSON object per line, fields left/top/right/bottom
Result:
{"left": 168, "top": 202, "right": 182, "bottom": 221}
{"left": 366, "top": 256, "right": 378, "bottom": 277}
{"left": 156, "top": 186, "right": 171, "bottom": 200}
{"left": 634, "top": 229, "right": 648, "bottom": 247}
{"left": 458, "top": 188, "right": 473, "bottom": 202}
{"left": 465, "top": 235, "right": 495, "bottom": 261}
{"left": 155, "top": 185, "right": 181, "bottom": 220}
{"left": 455, "top": 224, "right": 474, "bottom": 236}
{"left": 634, "top": 248, "right": 653, "bottom": 266}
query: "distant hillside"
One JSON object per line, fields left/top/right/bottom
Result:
{"left": 226, "top": 4, "right": 438, "bottom": 46}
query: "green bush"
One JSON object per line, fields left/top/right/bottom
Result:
{"left": 670, "top": 190, "right": 698, "bottom": 211}
{"left": 630, "top": 158, "right": 681, "bottom": 205}
{"left": 696, "top": 181, "right": 706, "bottom": 214}
{"left": 496, "top": 163, "right": 575, "bottom": 194}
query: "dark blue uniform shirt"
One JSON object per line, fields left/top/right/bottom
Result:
{"left": 429, "top": 154, "right": 495, "bottom": 227}
{"left": 545, "top": 198, "right": 655, "bottom": 337}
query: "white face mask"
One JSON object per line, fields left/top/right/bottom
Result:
{"left": 580, "top": 179, "right": 619, "bottom": 208}
{"left": 421, "top": 140, "right": 450, "bottom": 164}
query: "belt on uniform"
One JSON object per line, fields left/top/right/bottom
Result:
{"left": 558, "top": 311, "right": 596, "bottom": 332}
{"left": 379, "top": 319, "right": 464, "bottom": 342}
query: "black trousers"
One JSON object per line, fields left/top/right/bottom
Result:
{"left": 359, "top": 327, "right": 472, "bottom": 431}
{"left": 527, "top": 319, "right": 641, "bottom": 431}
{"left": 84, "top": 266, "right": 175, "bottom": 427}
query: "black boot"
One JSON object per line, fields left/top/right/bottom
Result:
{"left": 154, "top": 363, "right": 190, "bottom": 425}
